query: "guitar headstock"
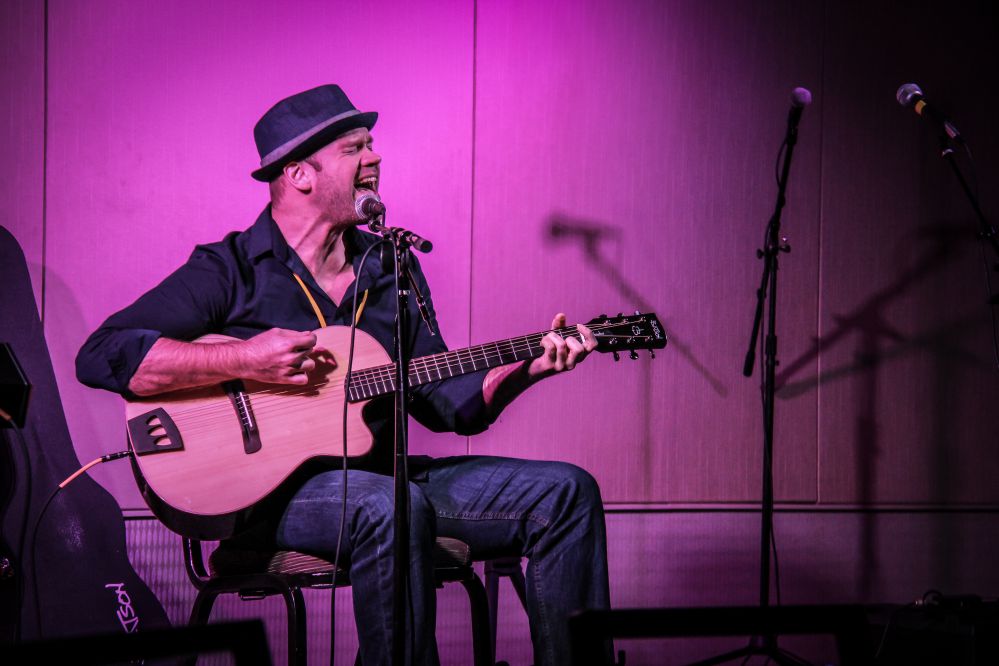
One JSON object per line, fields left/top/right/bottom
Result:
{"left": 586, "top": 312, "right": 668, "bottom": 358}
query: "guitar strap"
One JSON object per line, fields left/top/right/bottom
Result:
{"left": 291, "top": 272, "right": 368, "bottom": 327}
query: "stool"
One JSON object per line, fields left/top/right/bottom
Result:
{"left": 183, "top": 536, "right": 492, "bottom": 665}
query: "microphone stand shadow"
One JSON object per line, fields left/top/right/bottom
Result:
{"left": 545, "top": 213, "right": 729, "bottom": 399}
{"left": 773, "top": 225, "right": 986, "bottom": 619}
{"left": 545, "top": 212, "right": 728, "bottom": 499}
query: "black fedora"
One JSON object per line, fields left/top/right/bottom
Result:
{"left": 251, "top": 84, "right": 377, "bottom": 182}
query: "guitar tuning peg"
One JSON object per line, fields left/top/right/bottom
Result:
{"left": 629, "top": 350, "right": 639, "bottom": 360}
{"left": 650, "top": 349, "right": 656, "bottom": 359}
{"left": 612, "top": 351, "right": 620, "bottom": 362}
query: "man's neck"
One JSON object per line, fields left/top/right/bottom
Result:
{"left": 271, "top": 204, "right": 352, "bottom": 279}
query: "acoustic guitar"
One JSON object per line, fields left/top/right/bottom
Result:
{"left": 125, "top": 313, "right": 666, "bottom": 538}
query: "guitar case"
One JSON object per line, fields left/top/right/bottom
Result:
{"left": 0, "top": 225, "right": 171, "bottom": 645}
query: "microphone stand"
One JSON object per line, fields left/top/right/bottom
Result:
{"left": 696, "top": 106, "right": 809, "bottom": 666}
{"left": 367, "top": 212, "right": 415, "bottom": 665}
{"left": 937, "top": 138, "right": 999, "bottom": 304}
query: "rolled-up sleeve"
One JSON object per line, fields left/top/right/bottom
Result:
{"left": 403, "top": 260, "right": 493, "bottom": 437}
{"left": 76, "top": 248, "right": 233, "bottom": 396}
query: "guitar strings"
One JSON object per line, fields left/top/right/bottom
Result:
{"left": 147, "top": 320, "right": 654, "bottom": 425}
{"left": 351, "top": 320, "right": 649, "bottom": 387}
{"left": 150, "top": 322, "right": 657, "bottom": 427}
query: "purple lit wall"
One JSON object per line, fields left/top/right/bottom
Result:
{"left": 4, "top": 0, "right": 999, "bottom": 663}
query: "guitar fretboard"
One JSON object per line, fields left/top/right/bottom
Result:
{"left": 345, "top": 326, "right": 581, "bottom": 402}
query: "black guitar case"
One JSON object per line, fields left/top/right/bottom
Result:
{"left": 0, "top": 225, "right": 171, "bottom": 645}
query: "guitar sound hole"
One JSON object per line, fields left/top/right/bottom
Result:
{"left": 148, "top": 426, "right": 167, "bottom": 438}
{"left": 153, "top": 436, "right": 173, "bottom": 447}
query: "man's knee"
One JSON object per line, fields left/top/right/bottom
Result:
{"left": 546, "top": 462, "right": 603, "bottom": 511}
{"left": 357, "top": 482, "right": 434, "bottom": 534}
{"left": 546, "top": 461, "right": 603, "bottom": 511}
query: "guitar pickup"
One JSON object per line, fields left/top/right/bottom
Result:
{"left": 128, "top": 408, "right": 184, "bottom": 456}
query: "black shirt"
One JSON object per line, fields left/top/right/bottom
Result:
{"left": 76, "top": 206, "right": 492, "bottom": 471}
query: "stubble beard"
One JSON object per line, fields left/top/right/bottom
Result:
{"left": 318, "top": 180, "right": 362, "bottom": 230}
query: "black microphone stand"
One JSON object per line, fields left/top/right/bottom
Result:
{"left": 695, "top": 104, "right": 810, "bottom": 666}
{"left": 937, "top": 138, "right": 999, "bottom": 304}
{"left": 367, "top": 212, "right": 415, "bottom": 665}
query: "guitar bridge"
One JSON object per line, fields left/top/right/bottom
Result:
{"left": 223, "top": 380, "right": 262, "bottom": 454}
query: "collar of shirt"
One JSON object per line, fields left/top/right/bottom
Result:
{"left": 244, "top": 205, "right": 392, "bottom": 319}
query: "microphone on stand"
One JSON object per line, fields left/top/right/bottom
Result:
{"left": 787, "top": 87, "right": 812, "bottom": 134}
{"left": 896, "top": 83, "right": 963, "bottom": 143}
{"left": 355, "top": 190, "right": 433, "bottom": 253}
{"left": 355, "top": 189, "right": 386, "bottom": 220}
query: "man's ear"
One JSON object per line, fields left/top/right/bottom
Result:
{"left": 282, "top": 161, "right": 313, "bottom": 193}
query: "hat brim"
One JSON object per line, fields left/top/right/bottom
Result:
{"left": 251, "top": 111, "right": 378, "bottom": 182}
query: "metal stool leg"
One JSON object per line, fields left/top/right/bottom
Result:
{"left": 484, "top": 557, "right": 529, "bottom": 665}
{"left": 279, "top": 586, "right": 308, "bottom": 666}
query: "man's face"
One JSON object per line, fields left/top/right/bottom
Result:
{"left": 306, "top": 127, "right": 381, "bottom": 224}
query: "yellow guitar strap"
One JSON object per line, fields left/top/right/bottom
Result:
{"left": 291, "top": 273, "right": 368, "bottom": 328}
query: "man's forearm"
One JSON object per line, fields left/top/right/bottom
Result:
{"left": 127, "top": 328, "right": 326, "bottom": 397}
{"left": 128, "top": 338, "right": 243, "bottom": 396}
{"left": 481, "top": 361, "right": 539, "bottom": 421}
{"left": 479, "top": 316, "right": 598, "bottom": 421}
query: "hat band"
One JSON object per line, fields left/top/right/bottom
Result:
{"left": 258, "top": 109, "right": 362, "bottom": 168}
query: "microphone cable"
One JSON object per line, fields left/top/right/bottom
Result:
{"left": 329, "top": 235, "right": 389, "bottom": 666}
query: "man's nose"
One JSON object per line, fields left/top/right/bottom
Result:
{"left": 363, "top": 148, "right": 382, "bottom": 165}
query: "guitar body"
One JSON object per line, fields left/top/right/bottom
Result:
{"left": 124, "top": 311, "right": 667, "bottom": 539}
{"left": 126, "top": 326, "right": 388, "bottom": 538}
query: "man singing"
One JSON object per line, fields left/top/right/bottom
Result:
{"left": 77, "top": 84, "right": 610, "bottom": 665}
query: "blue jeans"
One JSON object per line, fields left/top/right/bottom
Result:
{"left": 274, "top": 456, "right": 610, "bottom": 666}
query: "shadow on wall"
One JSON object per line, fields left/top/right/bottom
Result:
{"left": 541, "top": 210, "right": 731, "bottom": 498}
{"left": 772, "top": 220, "right": 992, "bottom": 598}
{"left": 543, "top": 211, "right": 729, "bottom": 398}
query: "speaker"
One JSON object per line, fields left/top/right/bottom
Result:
{"left": 6, "top": 620, "right": 271, "bottom": 665}
{"left": 872, "top": 598, "right": 999, "bottom": 665}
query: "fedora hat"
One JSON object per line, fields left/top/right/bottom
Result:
{"left": 251, "top": 84, "right": 378, "bottom": 182}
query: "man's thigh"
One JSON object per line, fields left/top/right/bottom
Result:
{"left": 417, "top": 455, "right": 587, "bottom": 558}
{"left": 275, "top": 468, "right": 395, "bottom": 554}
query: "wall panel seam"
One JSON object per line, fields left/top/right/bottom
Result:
{"left": 40, "top": 0, "right": 49, "bottom": 324}
{"left": 815, "top": 0, "right": 828, "bottom": 505}
{"left": 465, "top": 0, "right": 479, "bottom": 457}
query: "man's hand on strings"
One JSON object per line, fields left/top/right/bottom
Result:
{"left": 239, "top": 328, "right": 335, "bottom": 385}
{"left": 527, "top": 313, "right": 597, "bottom": 380}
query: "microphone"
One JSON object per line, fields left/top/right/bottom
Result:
{"left": 354, "top": 190, "right": 386, "bottom": 220}
{"left": 896, "top": 83, "right": 963, "bottom": 143}
{"left": 787, "top": 86, "right": 812, "bottom": 133}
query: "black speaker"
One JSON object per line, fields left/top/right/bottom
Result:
{"left": 871, "top": 598, "right": 999, "bottom": 666}
{"left": 6, "top": 620, "right": 271, "bottom": 665}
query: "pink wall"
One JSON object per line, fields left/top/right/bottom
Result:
{"left": 3, "top": 0, "right": 997, "bottom": 510}
{"left": 1, "top": 0, "right": 45, "bottom": 309}
{"left": 5, "top": 1, "right": 999, "bottom": 663}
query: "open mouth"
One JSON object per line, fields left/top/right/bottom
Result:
{"left": 354, "top": 175, "right": 378, "bottom": 194}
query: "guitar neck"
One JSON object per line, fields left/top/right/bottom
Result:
{"left": 345, "top": 326, "right": 579, "bottom": 402}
